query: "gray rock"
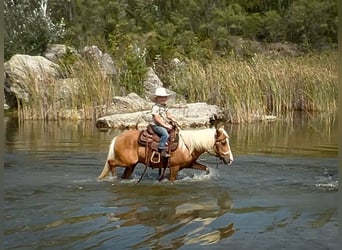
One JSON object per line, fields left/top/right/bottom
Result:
{"left": 143, "top": 67, "right": 176, "bottom": 104}
{"left": 4, "top": 54, "right": 62, "bottom": 108}
{"left": 81, "top": 45, "right": 117, "bottom": 75}
{"left": 43, "top": 44, "right": 79, "bottom": 64}
{"left": 143, "top": 67, "right": 163, "bottom": 99}
{"left": 111, "top": 93, "right": 153, "bottom": 112}
{"left": 96, "top": 102, "right": 224, "bottom": 129}
{"left": 54, "top": 78, "right": 81, "bottom": 107}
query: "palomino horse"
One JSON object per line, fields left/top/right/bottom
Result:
{"left": 98, "top": 126, "right": 234, "bottom": 181}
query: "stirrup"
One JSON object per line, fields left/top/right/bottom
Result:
{"left": 151, "top": 151, "right": 161, "bottom": 164}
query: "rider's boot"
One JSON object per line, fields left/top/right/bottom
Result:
{"left": 160, "top": 149, "right": 170, "bottom": 158}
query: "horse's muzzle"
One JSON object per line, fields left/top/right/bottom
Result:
{"left": 224, "top": 158, "right": 233, "bottom": 165}
{"left": 221, "top": 156, "right": 233, "bottom": 165}
{"left": 221, "top": 151, "right": 234, "bottom": 165}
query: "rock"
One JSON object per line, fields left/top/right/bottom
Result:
{"left": 4, "top": 94, "right": 9, "bottom": 110}
{"left": 170, "top": 102, "right": 224, "bottom": 127}
{"left": 170, "top": 58, "right": 181, "bottom": 66}
{"left": 43, "top": 44, "right": 79, "bottom": 64}
{"left": 251, "top": 114, "right": 277, "bottom": 121}
{"left": 54, "top": 78, "right": 81, "bottom": 107}
{"left": 143, "top": 67, "right": 164, "bottom": 99}
{"left": 111, "top": 93, "right": 153, "bottom": 112}
{"left": 4, "top": 54, "right": 62, "bottom": 108}
{"left": 143, "top": 67, "right": 177, "bottom": 104}
{"left": 226, "top": 36, "right": 302, "bottom": 58}
{"left": 96, "top": 102, "right": 225, "bottom": 129}
{"left": 4, "top": 54, "right": 83, "bottom": 113}
{"left": 81, "top": 45, "right": 117, "bottom": 75}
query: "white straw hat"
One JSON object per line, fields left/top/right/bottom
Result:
{"left": 148, "top": 87, "right": 172, "bottom": 102}
{"left": 154, "top": 87, "right": 171, "bottom": 97}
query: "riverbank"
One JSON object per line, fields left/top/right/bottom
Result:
{"left": 4, "top": 51, "right": 337, "bottom": 124}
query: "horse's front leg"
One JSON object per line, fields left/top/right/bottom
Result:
{"left": 191, "top": 161, "right": 210, "bottom": 175}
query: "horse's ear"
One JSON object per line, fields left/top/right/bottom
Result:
{"left": 210, "top": 115, "right": 222, "bottom": 129}
{"left": 209, "top": 114, "right": 226, "bottom": 130}
{"left": 214, "top": 122, "right": 224, "bottom": 130}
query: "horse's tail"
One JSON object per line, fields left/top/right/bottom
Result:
{"left": 98, "top": 136, "right": 117, "bottom": 180}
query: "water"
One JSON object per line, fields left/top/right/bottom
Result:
{"left": 4, "top": 116, "right": 338, "bottom": 249}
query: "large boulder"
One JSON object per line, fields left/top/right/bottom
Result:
{"left": 4, "top": 54, "right": 62, "bottom": 108}
{"left": 81, "top": 45, "right": 117, "bottom": 76}
{"left": 143, "top": 67, "right": 163, "bottom": 96}
{"left": 143, "top": 67, "right": 176, "bottom": 104}
{"left": 96, "top": 102, "right": 225, "bottom": 129}
{"left": 111, "top": 93, "right": 153, "bottom": 112}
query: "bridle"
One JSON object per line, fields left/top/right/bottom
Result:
{"left": 176, "top": 124, "right": 232, "bottom": 164}
{"left": 210, "top": 132, "right": 231, "bottom": 164}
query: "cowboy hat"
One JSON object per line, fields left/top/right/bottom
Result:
{"left": 148, "top": 87, "right": 173, "bottom": 102}
{"left": 153, "top": 87, "right": 171, "bottom": 97}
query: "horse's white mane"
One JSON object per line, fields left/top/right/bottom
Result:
{"left": 179, "top": 127, "right": 218, "bottom": 153}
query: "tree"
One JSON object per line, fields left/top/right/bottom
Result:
{"left": 284, "top": 0, "right": 337, "bottom": 49}
{"left": 4, "top": 0, "right": 65, "bottom": 60}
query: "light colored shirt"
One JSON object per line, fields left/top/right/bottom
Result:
{"left": 151, "top": 103, "right": 169, "bottom": 125}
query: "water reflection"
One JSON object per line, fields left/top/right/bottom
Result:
{"left": 4, "top": 118, "right": 121, "bottom": 153}
{"left": 5, "top": 113, "right": 337, "bottom": 158}
{"left": 102, "top": 183, "right": 234, "bottom": 248}
{"left": 226, "top": 114, "right": 337, "bottom": 157}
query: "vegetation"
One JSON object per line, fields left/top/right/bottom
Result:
{"left": 168, "top": 52, "right": 337, "bottom": 123}
{"left": 17, "top": 59, "right": 114, "bottom": 121}
{"left": 4, "top": 0, "right": 65, "bottom": 60}
{"left": 14, "top": 51, "right": 336, "bottom": 122}
{"left": 4, "top": 0, "right": 338, "bottom": 122}
{"left": 5, "top": 0, "right": 336, "bottom": 61}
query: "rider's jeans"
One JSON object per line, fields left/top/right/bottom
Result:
{"left": 151, "top": 125, "right": 169, "bottom": 150}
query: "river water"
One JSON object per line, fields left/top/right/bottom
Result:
{"left": 4, "top": 115, "right": 338, "bottom": 250}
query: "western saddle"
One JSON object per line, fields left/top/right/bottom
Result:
{"left": 138, "top": 124, "right": 179, "bottom": 164}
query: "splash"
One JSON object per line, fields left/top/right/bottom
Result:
{"left": 102, "top": 167, "right": 219, "bottom": 184}
{"left": 315, "top": 181, "right": 338, "bottom": 191}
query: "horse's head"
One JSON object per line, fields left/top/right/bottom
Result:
{"left": 213, "top": 126, "right": 234, "bottom": 165}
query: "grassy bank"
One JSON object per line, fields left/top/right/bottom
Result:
{"left": 16, "top": 59, "right": 115, "bottom": 121}
{"left": 14, "top": 51, "right": 337, "bottom": 123}
{"left": 169, "top": 52, "right": 337, "bottom": 123}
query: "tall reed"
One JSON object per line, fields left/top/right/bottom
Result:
{"left": 16, "top": 51, "right": 336, "bottom": 123}
{"left": 170, "top": 52, "right": 337, "bottom": 123}
{"left": 17, "top": 59, "right": 115, "bottom": 121}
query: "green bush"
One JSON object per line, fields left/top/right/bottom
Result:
{"left": 4, "top": 0, "right": 65, "bottom": 60}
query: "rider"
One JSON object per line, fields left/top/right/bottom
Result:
{"left": 150, "top": 87, "right": 177, "bottom": 158}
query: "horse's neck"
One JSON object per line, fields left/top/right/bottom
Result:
{"left": 180, "top": 128, "right": 215, "bottom": 155}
